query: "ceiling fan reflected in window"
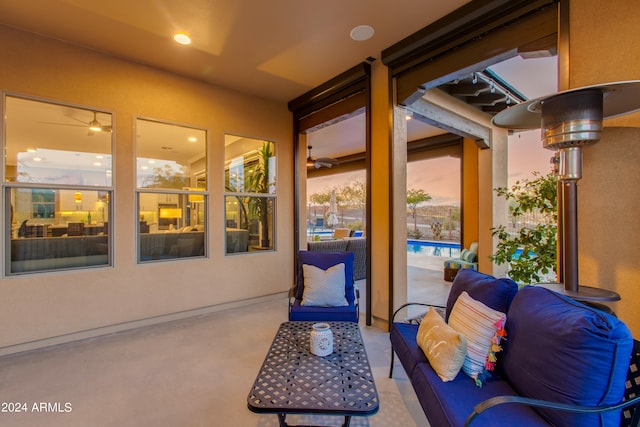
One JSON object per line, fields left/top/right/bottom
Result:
{"left": 306, "top": 145, "right": 339, "bottom": 169}
{"left": 38, "top": 111, "right": 112, "bottom": 135}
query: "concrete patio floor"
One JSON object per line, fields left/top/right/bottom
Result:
{"left": 0, "top": 255, "right": 449, "bottom": 427}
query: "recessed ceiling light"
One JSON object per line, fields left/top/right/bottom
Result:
{"left": 188, "top": 136, "right": 197, "bottom": 142}
{"left": 350, "top": 25, "right": 374, "bottom": 41}
{"left": 173, "top": 33, "right": 191, "bottom": 45}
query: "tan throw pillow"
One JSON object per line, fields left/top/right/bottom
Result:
{"left": 416, "top": 307, "right": 468, "bottom": 382}
{"left": 448, "top": 291, "right": 507, "bottom": 386}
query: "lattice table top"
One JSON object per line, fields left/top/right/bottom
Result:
{"left": 247, "top": 321, "right": 379, "bottom": 417}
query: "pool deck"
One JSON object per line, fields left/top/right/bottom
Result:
{"left": 407, "top": 253, "right": 452, "bottom": 307}
{"left": 356, "top": 252, "right": 452, "bottom": 321}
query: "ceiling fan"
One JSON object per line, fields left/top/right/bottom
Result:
{"left": 38, "top": 111, "right": 112, "bottom": 135}
{"left": 306, "top": 145, "right": 339, "bottom": 169}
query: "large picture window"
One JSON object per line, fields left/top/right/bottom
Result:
{"left": 224, "top": 135, "right": 276, "bottom": 254}
{"left": 136, "top": 118, "right": 207, "bottom": 262}
{"left": 3, "top": 95, "right": 113, "bottom": 275}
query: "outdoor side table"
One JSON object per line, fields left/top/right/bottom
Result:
{"left": 247, "top": 321, "right": 379, "bottom": 427}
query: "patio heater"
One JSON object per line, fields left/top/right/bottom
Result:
{"left": 492, "top": 81, "right": 640, "bottom": 302}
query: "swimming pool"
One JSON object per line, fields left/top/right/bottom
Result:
{"left": 407, "top": 240, "right": 461, "bottom": 257}
{"left": 307, "top": 229, "right": 364, "bottom": 238}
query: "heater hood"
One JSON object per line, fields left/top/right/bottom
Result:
{"left": 492, "top": 80, "right": 640, "bottom": 130}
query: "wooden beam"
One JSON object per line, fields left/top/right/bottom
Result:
{"left": 409, "top": 98, "right": 491, "bottom": 149}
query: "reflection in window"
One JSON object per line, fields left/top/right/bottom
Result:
{"left": 136, "top": 118, "right": 207, "bottom": 263}
{"left": 138, "top": 192, "right": 206, "bottom": 260}
{"left": 3, "top": 95, "right": 113, "bottom": 275}
{"left": 224, "top": 135, "right": 276, "bottom": 254}
{"left": 8, "top": 188, "right": 111, "bottom": 273}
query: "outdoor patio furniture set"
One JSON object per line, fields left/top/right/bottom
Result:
{"left": 248, "top": 250, "right": 374, "bottom": 426}
{"left": 390, "top": 268, "right": 640, "bottom": 426}
{"left": 249, "top": 247, "right": 640, "bottom": 426}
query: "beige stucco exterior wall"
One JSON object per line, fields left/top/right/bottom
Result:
{"left": 0, "top": 26, "right": 293, "bottom": 352}
{"left": 569, "top": 0, "right": 640, "bottom": 335}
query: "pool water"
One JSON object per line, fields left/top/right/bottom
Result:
{"left": 407, "top": 240, "right": 461, "bottom": 258}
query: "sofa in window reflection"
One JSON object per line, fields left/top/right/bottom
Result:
{"left": 10, "top": 235, "right": 109, "bottom": 273}
{"left": 226, "top": 228, "right": 249, "bottom": 253}
{"left": 139, "top": 226, "right": 206, "bottom": 261}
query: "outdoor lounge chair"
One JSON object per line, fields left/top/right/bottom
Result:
{"left": 289, "top": 250, "right": 359, "bottom": 323}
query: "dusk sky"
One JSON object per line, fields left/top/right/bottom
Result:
{"left": 409, "top": 131, "right": 554, "bottom": 205}
{"left": 308, "top": 132, "right": 554, "bottom": 206}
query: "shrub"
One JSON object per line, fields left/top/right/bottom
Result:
{"left": 490, "top": 172, "right": 558, "bottom": 284}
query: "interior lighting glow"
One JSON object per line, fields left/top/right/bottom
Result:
{"left": 173, "top": 33, "right": 191, "bottom": 45}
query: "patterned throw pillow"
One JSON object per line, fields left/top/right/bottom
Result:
{"left": 416, "top": 307, "right": 468, "bottom": 382}
{"left": 448, "top": 291, "right": 506, "bottom": 386}
{"left": 460, "top": 248, "right": 477, "bottom": 263}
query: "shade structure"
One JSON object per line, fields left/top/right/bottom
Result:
{"left": 492, "top": 80, "right": 640, "bottom": 301}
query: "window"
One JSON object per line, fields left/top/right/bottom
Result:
{"left": 224, "top": 135, "right": 276, "bottom": 254}
{"left": 3, "top": 95, "right": 113, "bottom": 275}
{"left": 136, "top": 118, "right": 207, "bottom": 262}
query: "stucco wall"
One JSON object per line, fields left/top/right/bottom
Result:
{"left": 0, "top": 26, "right": 293, "bottom": 351}
{"left": 570, "top": 0, "right": 640, "bottom": 335}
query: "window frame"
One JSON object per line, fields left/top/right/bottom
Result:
{"left": 134, "top": 116, "right": 208, "bottom": 264}
{"left": 223, "top": 134, "right": 277, "bottom": 255}
{"left": 2, "top": 92, "right": 115, "bottom": 276}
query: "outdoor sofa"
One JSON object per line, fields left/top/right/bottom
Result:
{"left": 307, "top": 237, "right": 366, "bottom": 280}
{"left": 390, "top": 269, "right": 640, "bottom": 426}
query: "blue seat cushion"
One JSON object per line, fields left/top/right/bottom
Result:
{"left": 411, "top": 362, "right": 548, "bottom": 427}
{"left": 502, "top": 286, "right": 633, "bottom": 427}
{"left": 289, "top": 299, "right": 358, "bottom": 323}
{"left": 445, "top": 269, "right": 518, "bottom": 322}
{"left": 296, "top": 251, "right": 355, "bottom": 305}
{"left": 389, "top": 322, "right": 427, "bottom": 378}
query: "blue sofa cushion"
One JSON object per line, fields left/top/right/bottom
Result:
{"left": 289, "top": 299, "right": 358, "bottom": 323}
{"left": 502, "top": 286, "right": 633, "bottom": 427}
{"left": 389, "top": 322, "right": 427, "bottom": 379}
{"left": 411, "top": 362, "right": 548, "bottom": 427}
{"left": 445, "top": 269, "right": 518, "bottom": 322}
{"left": 296, "top": 251, "right": 355, "bottom": 304}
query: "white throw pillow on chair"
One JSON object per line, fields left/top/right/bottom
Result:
{"left": 301, "top": 263, "right": 348, "bottom": 307}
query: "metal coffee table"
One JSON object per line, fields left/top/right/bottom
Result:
{"left": 247, "top": 321, "right": 379, "bottom": 427}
